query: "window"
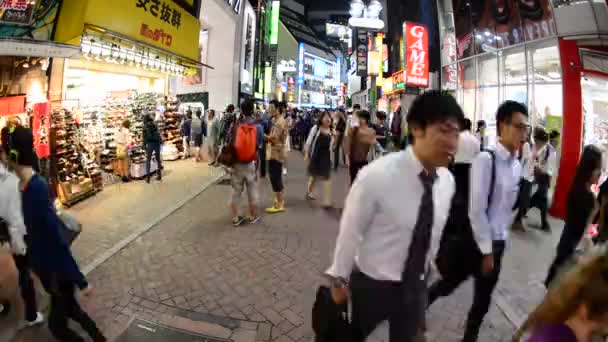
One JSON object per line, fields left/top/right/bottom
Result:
{"left": 500, "top": 45, "right": 528, "bottom": 105}
{"left": 459, "top": 58, "right": 476, "bottom": 120}
{"left": 478, "top": 53, "right": 499, "bottom": 145}
{"left": 528, "top": 39, "right": 562, "bottom": 129}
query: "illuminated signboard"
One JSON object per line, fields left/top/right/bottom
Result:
{"left": 392, "top": 70, "right": 405, "bottom": 90}
{"left": 269, "top": 1, "right": 280, "bottom": 45}
{"left": 313, "top": 58, "right": 327, "bottom": 78}
{"left": 403, "top": 22, "right": 429, "bottom": 87}
{"left": 297, "top": 42, "right": 304, "bottom": 85}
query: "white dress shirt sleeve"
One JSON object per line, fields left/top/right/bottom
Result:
{"left": 546, "top": 148, "right": 557, "bottom": 177}
{"left": 0, "top": 173, "right": 27, "bottom": 254}
{"left": 469, "top": 152, "right": 494, "bottom": 255}
{"left": 326, "top": 170, "right": 376, "bottom": 279}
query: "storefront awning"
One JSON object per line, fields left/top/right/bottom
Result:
{"left": 0, "top": 38, "right": 81, "bottom": 58}
{"left": 53, "top": 0, "right": 212, "bottom": 73}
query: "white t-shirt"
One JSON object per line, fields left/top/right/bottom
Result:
{"left": 115, "top": 127, "right": 130, "bottom": 145}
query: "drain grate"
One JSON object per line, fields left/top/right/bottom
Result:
{"left": 116, "top": 318, "right": 229, "bottom": 342}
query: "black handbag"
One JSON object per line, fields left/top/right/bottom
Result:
{"left": 0, "top": 218, "right": 9, "bottom": 244}
{"left": 57, "top": 210, "right": 81, "bottom": 246}
{"left": 312, "top": 286, "right": 352, "bottom": 342}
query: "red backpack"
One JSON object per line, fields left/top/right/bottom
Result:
{"left": 233, "top": 123, "right": 257, "bottom": 162}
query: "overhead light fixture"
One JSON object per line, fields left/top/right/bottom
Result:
{"left": 349, "top": 0, "right": 364, "bottom": 18}
{"left": 367, "top": 0, "right": 382, "bottom": 19}
{"left": 348, "top": 17, "right": 384, "bottom": 30}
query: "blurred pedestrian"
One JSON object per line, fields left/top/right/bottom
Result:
{"left": 334, "top": 109, "right": 347, "bottom": 169}
{"left": 305, "top": 111, "right": 334, "bottom": 208}
{"left": 0, "top": 143, "right": 41, "bottom": 327}
{"left": 545, "top": 145, "right": 602, "bottom": 287}
{"left": 1, "top": 126, "right": 106, "bottom": 342}
{"left": 429, "top": 101, "right": 529, "bottom": 342}
{"left": 345, "top": 110, "right": 376, "bottom": 185}
{"left": 515, "top": 248, "right": 608, "bottom": 341}
{"left": 265, "top": 100, "right": 288, "bottom": 214}
{"left": 143, "top": 115, "right": 162, "bottom": 183}
{"left": 115, "top": 119, "right": 131, "bottom": 182}
{"left": 191, "top": 109, "right": 205, "bottom": 162}
{"left": 180, "top": 111, "right": 192, "bottom": 159}
{"left": 529, "top": 128, "right": 557, "bottom": 232}
{"left": 325, "top": 91, "right": 463, "bottom": 342}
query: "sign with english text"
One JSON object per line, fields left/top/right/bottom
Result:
{"left": 355, "top": 29, "right": 368, "bottom": 77}
{"left": 403, "top": 22, "right": 429, "bottom": 88}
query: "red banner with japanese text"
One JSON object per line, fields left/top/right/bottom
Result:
{"left": 32, "top": 102, "right": 50, "bottom": 158}
{"left": 403, "top": 22, "right": 429, "bottom": 88}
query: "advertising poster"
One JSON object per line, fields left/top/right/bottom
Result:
{"left": 0, "top": 0, "right": 57, "bottom": 40}
{"left": 182, "top": 30, "right": 209, "bottom": 87}
{"left": 240, "top": 2, "right": 256, "bottom": 94}
{"left": 451, "top": 0, "right": 556, "bottom": 58}
{"left": 32, "top": 101, "right": 50, "bottom": 158}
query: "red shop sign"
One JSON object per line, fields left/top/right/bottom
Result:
{"left": 403, "top": 22, "right": 429, "bottom": 88}
{"left": 0, "top": 95, "right": 25, "bottom": 116}
{"left": 32, "top": 102, "right": 50, "bottom": 158}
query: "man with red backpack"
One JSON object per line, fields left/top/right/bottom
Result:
{"left": 229, "top": 100, "right": 264, "bottom": 226}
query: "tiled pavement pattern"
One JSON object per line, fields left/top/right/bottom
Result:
{"left": 7, "top": 153, "right": 567, "bottom": 341}
{"left": 67, "top": 159, "right": 223, "bottom": 270}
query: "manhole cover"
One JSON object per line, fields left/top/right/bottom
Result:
{"left": 116, "top": 318, "right": 229, "bottom": 342}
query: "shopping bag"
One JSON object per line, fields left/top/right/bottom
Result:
{"left": 57, "top": 210, "right": 82, "bottom": 245}
{"left": 312, "top": 286, "right": 352, "bottom": 342}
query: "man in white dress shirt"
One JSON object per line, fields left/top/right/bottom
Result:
{"left": 512, "top": 138, "right": 534, "bottom": 231}
{"left": 325, "top": 91, "right": 463, "bottom": 342}
{"left": 529, "top": 128, "right": 556, "bottom": 232}
{"left": 428, "top": 101, "right": 528, "bottom": 342}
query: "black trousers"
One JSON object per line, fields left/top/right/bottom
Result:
{"left": 333, "top": 134, "right": 344, "bottom": 170}
{"left": 515, "top": 179, "right": 533, "bottom": 222}
{"left": 350, "top": 270, "right": 425, "bottom": 342}
{"left": 349, "top": 160, "right": 368, "bottom": 185}
{"left": 428, "top": 240, "right": 506, "bottom": 342}
{"left": 529, "top": 176, "right": 550, "bottom": 227}
{"left": 38, "top": 273, "right": 105, "bottom": 342}
{"left": 268, "top": 159, "right": 284, "bottom": 193}
{"left": 545, "top": 228, "right": 583, "bottom": 287}
{"left": 259, "top": 145, "right": 267, "bottom": 177}
{"left": 145, "top": 143, "right": 162, "bottom": 177}
{"left": 13, "top": 254, "right": 38, "bottom": 322}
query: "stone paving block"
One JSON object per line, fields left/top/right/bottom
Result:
{"left": 256, "top": 322, "right": 273, "bottom": 341}
{"left": 232, "top": 329, "right": 258, "bottom": 342}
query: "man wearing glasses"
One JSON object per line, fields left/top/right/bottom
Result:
{"left": 428, "top": 101, "right": 529, "bottom": 342}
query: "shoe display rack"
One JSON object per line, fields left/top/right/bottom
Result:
{"left": 161, "top": 97, "right": 182, "bottom": 161}
{"left": 50, "top": 108, "right": 101, "bottom": 207}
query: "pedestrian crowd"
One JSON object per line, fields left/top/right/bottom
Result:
{"left": 1, "top": 90, "right": 607, "bottom": 342}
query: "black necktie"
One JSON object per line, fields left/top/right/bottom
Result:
{"left": 403, "top": 171, "right": 436, "bottom": 279}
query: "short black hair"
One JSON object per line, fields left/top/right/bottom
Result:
{"left": 357, "top": 110, "right": 371, "bottom": 123}
{"left": 496, "top": 101, "right": 528, "bottom": 134}
{"left": 0, "top": 126, "right": 36, "bottom": 167}
{"left": 549, "top": 130, "right": 560, "bottom": 140}
{"left": 534, "top": 127, "right": 548, "bottom": 143}
{"left": 376, "top": 111, "right": 387, "bottom": 120}
{"left": 406, "top": 90, "right": 464, "bottom": 131}
{"left": 226, "top": 104, "right": 235, "bottom": 112}
{"left": 462, "top": 118, "right": 472, "bottom": 131}
{"left": 353, "top": 104, "right": 361, "bottom": 110}
{"left": 241, "top": 99, "right": 254, "bottom": 116}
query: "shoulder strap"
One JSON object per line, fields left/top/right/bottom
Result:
{"left": 486, "top": 150, "right": 496, "bottom": 210}
{"left": 544, "top": 145, "right": 551, "bottom": 162}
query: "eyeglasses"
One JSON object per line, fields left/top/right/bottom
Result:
{"left": 511, "top": 122, "right": 531, "bottom": 133}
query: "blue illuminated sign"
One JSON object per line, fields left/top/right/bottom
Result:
{"left": 313, "top": 58, "right": 327, "bottom": 78}
{"left": 297, "top": 43, "right": 304, "bottom": 85}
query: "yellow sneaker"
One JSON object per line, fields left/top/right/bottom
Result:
{"left": 265, "top": 206, "right": 286, "bottom": 214}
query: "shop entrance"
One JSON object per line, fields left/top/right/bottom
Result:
{"left": 582, "top": 73, "right": 608, "bottom": 184}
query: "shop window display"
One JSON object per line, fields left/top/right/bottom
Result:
{"left": 459, "top": 58, "right": 476, "bottom": 119}
{"left": 582, "top": 75, "right": 608, "bottom": 181}
{"left": 528, "top": 40, "right": 562, "bottom": 129}
{"left": 500, "top": 45, "right": 528, "bottom": 105}
{"left": 478, "top": 53, "right": 499, "bottom": 144}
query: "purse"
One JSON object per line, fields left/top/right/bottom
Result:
{"left": 57, "top": 210, "right": 82, "bottom": 246}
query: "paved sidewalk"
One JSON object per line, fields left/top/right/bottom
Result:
{"left": 2, "top": 159, "right": 223, "bottom": 342}
{"left": 68, "top": 159, "right": 224, "bottom": 271}
{"left": 7, "top": 153, "right": 563, "bottom": 342}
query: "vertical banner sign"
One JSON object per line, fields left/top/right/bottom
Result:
{"left": 32, "top": 102, "right": 50, "bottom": 158}
{"left": 356, "top": 29, "right": 368, "bottom": 77}
{"left": 297, "top": 42, "right": 304, "bottom": 85}
{"left": 269, "top": 1, "right": 280, "bottom": 45}
{"left": 403, "top": 22, "right": 429, "bottom": 87}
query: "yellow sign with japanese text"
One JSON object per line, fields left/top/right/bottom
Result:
{"left": 54, "top": 0, "right": 201, "bottom": 61}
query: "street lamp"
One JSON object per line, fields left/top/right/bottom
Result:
{"left": 348, "top": 0, "right": 384, "bottom": 31}
{"left": 349, "top": 0, "right": 384, "bottom": 118}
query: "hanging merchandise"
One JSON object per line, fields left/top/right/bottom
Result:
{"left": 51, "top": 108, "right": 102, "bottom": 207}
{"left": 161, "top": 96, "right": 183, "bottom": 161}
